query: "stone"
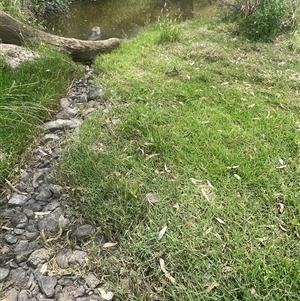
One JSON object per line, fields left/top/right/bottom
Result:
{"left": 72, "top": 224, "right": 95, "bottom": 241}
{"left": 55, "top": 292, "right": 74, "bottom": 301}
{"left": 25, "top": 231, "right": 40, "bottom": 241}
{"left": 56, "top": 248, "right": 72, "bottom": 269}
{"left": 38, "top": 207, "right": 63, "bottom": 232}
{"left": 8, "top": 193, "right": 28, "bottom": 207}
{"left": 28, "top": 248, "right": 51, "bottom": 268}
{"left": 48, "top": 184, "right": 64, "bottom": 197}
{"left": 44, "top": 119, "right": 82, "bottom": 132}
{"left": 72, "top": 286, "right": 86, "bottom": 298}
{"left": 5, "top": 288, "right": 19, "bottom": 301}
{"left": 18, "top": 289, "right": 29, "bottom": 301}
{"left": 88, "top": 86, "right": 102, "bottom": 100}
{"left": 36, "top": 186, "right": 52, "bottom": 201}
{"left": 84, "top": 273, "right": 100, "bottom": 289}
{"left": 23, "top": 208, "right": 35, "bottom": 219}
{"left": 10, "top": 267, "right": 29, "bottom": 288}
{"left": 14, "top": 240, "right": 29, "bottom": 253}
{"left": 60, "top": 97, "right": 70, "bottom": 109}
{"left": 69, "top": 250, "right": 87, "bottom": 266}
{"left": 37, "top": 275, "right": 57, "bottom": 298}
{"left": 43, "top": 133, "right": 60, "bottom": 143}
{"left": 32, "top": 171, "right": 46, "bottom": 187}
{"left": 0, "top": 267, "right": 10, "bottom": 281}
{"left": 4, "top": 233, "right": 18, "bottom": 244}
{"left": 11, "top": 212, "right": 28, "bottom": 227}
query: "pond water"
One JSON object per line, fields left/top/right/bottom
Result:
{"left": 43, "top": 0, "right": 218, "bottom": 40}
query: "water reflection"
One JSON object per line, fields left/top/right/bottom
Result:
{"left": 43, "top": 0, "right": 215, "bottom": 40}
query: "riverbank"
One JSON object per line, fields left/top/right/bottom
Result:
{"left": 1, "top": 9, "right": 300, "bottom": 301}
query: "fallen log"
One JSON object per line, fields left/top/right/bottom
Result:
{"left": 0, "top": 10, "right": 122, "bottom": 61}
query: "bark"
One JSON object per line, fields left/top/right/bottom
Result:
{"left": 0, "top": 10, "right": 122, "bottom": 61}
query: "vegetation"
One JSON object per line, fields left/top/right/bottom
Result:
{"left": 60, "top": 16, "right": 300, "bottom": 300}
{"left": 220, "top": 0, "right": 299, "bottom": 41}
{"left": 0, "top": 45, "right": 82, "bottom": 186}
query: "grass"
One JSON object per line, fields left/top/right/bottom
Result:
{"left": 60, "top": 18, "right": 300, "bottom": 300}
{"left": 0, "top": 44, "right": 82, "bottom": 187}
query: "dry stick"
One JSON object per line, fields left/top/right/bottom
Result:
{"left": 5, "top": 178, "right": 27, "bottom": 195}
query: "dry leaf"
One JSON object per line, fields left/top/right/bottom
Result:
{"left": 206, "top": 282, "right": 219, "bottom": 293}
{"left": 201, "top": 188, "right": 210, "bottom": 201}
{"left": 277, "top": 202, "right": 284, "bottom": 214}
{"left": 172, "top": 203, "right": 179, "bottom": 209}
{"left": 145, "top": 193, "right": 160, "bottom": 204}
{"left": 233, "top": 174, "right": 241, "bottom": 180}
{"left": 190, "top": 177, "right": 201, "bottom": 185}
{"left": 145, "top": 153, "right": 159, "bottom": 161}
{"left": 40, "top": 263, "right": 48, "bottom": 275}
{"left": 34, "top": 211, "right": 51, "bottom": 216}
{"left": 159, "top": 258, "right": 176, "bottom": 283}
{"left": 158, "top": 225, "right": 168, "bottom": 241}
{"left": 102, "top": 242, "right": 118, "bottom": 249}
{"left": 98, "top": 288, "right": 114, "bottom": 300}
{"left": 205, "top": 227, "right": 213, "bottom": 235}
{"left": 279, "top": 224, "right": 287, "bottom": 232}
{"left": 215, "top": 217, "right": 225, "bottom": 225}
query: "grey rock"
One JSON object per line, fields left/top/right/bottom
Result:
{"left": 8, "top": 193, "right": 28, "bottom": 207}
{"left": 11, "top": 212, "right": 28, "bottom": 227}
{"left": 72, "top": 286, "right": 86, "bottom": 298}
{"left": 0, "top": 195, "right": 8, "bottom": 206}
{"left": 5, "top": 288, "right": 19, "bottom": 301}
{"left": 44, "top": 200, "right": 61, "bottom": 211}
{"left": 56, "top": 248, "right": 72, "bottom": 269}
{"left": 28, "top": 248, "right": 51, "bottom": 268}
{"left": 60, "top": 97, "right": 70, "bottom": 109}
{"left": 44, "top": 119, "right": 82, "bottom": 132}
{"left": 23, "top": 208, "right": 35, "bottom": 219}
{"left": 55, "top": 292, "right": 74, "bottom": 301}
{"left": 25, "top": 231, "right": 40, "bottom": 241}
{"left": 0, "top": 267, "right": 10, "bottom": 281}
{"left": 20, "top": 171, "right": 33, "bottom": 183}
{"left": 43, "top": 133, "right": 60, "bottom": 143}
{"left": 84, "top": 273, "right": 100, "bottom": 289}
{"left": 36, "top": 186, "right": 52, "bottom": 201}
{"left": 32, "top": 171, "right": 46, "bottom": 187}
{"left": 72, "top": 224, "right": 95, "bottom": 241}
{"left": 14, "top": 228, "right": 25, "bottom": 235}
{"left": 18, "top": 289, "right": 29, "bottom": 301}
{"left": 88, "top": 86, "right": 102, "bottom": 100}
{"left": 48, "top": 184, "right": 64, "bottom": 197}
{"left": 10, "top": 267, "right": 29, "bottom": 287}
{"left": 4, "top": 233, "right": 18, "bottom": 244}
{"left": 14, "top": 240, "right": 29, "bottom": 253}
{"left": 69, "top": 250, "right": 87, "bottom": 266}
{"left": 38, "top": 207, "right": 63, "bottom": 232}
{"left": 37, "top": 275, "right": 57, "bottom": 298}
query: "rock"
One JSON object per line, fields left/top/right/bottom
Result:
{"left": 5, "top": 288, "right": 19, "bottom": 301}
{"left": 56, "top": 248, "right": 72, "bottom": 269}
{"left": 43, "top": 133, "right": 60, "bottom": 143}
{"left": 18, "top": 289, "right": 29, "bottom": 301}
{"left": 88, "top": 86, "right": 102, "bottom": 100}
{"left": 37, "top": 275, "right": 57, "bottom": 298}
{"left": 0, "top": 267, "right": 10, "bottom": 281}
{"left": 72, "top": 286, "right": 86, "bottom": 298}
{"left": 10, "top": 267, "right": 29, "bottom": 288}
{"left": 8, "top": 193, "right": 28, "bottom": 207}
{"left": 35, "top": 186, "right": 52, "bottom": 201}
{"left": 60, "top": 97, "right": 70, "bottom": 109}
{"left": 69, "top": 250, "right": 87, "bottom": 266}
{"left": 28, "top": 248, "right": 51, "bottom": 268}
{"left": 44, "top": 119, "right": 82, "bottom": 132}
{"left": 48, "top": 184, "right": 64, "bottom": 197}
{"left": 11, "top": 212, "right": 28, "bottom": 227}
{"left": 38, "top": 207, "right": 63, "bottom": 232}
{"left": 84, "top": 273, "right": 100, "bottom": 289}
{"left": 72, "top": 224, "right": 95, "bottom": 241}
{"left": 4, "top": 233, "right": 18, "bottom": 244}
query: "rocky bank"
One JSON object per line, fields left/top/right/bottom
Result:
{"left": 0, "top": 63, "right": 116, "bottom": 301}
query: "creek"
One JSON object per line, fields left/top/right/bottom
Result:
{"left": 43, "top": 0, "right": 218, "bottom": 40}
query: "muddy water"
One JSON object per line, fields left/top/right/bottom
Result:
{"left": 43, "top": 0, "right": 218, "bottom": 40}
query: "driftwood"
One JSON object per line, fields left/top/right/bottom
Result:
{"left": 0, "top": 10, "right": 122, "bottom": 61}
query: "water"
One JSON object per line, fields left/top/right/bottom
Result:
{"left": 43, "top": 0, "right": 217, "bottom": 40}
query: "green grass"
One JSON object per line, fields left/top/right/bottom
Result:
{"left": 60, "top": 18, "right": 300, "bottom": 300}
{"left": 0, "top": 45, "right": 82, "bottom": 186}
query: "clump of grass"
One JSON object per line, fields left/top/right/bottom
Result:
{"left": 0, "top": 45, "right": 82, "bottom": 186}
{"left": 60, "top": 18, "right": 300, "bottom": 300}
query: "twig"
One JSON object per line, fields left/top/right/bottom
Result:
{"left": 5, "top": 178, "right": 27, "bottom": 195}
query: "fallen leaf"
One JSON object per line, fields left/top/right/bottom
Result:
{"left": 98, "top": 288, "right": 114, "bottom": 300}
{"left": 279, "top": 224, "right": 287, "bottom": 232}
{"left": 205, "top": 227, "right": 213, "bottom": 235}
{"left": 206, "top": 282, "right": 219, "bottom": 293}
{"left": 102, "top": 242, "right": 118, "bottom": 249}
{"left": 201, "top": 188, "right": 210, "bottom": 201}
{"left": 158, "top": 225, "right": 168, "bottom": 241}
{"left": 145, "top": 153, "right": 159, "bottom": 161}
{"left": 277, "top": 202, "right": 284, "bottom": 214}
{"left": 233, "top": 174, "right": 241, "bottom": 180}
{"left": 34, "top": 211, "right": 51, "bottom": 216}
{"left": 159, "top": 258, "right": 176, "bottom": 283}
{"left": 215, "top": 217, "right": 225, "bottom": 225}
